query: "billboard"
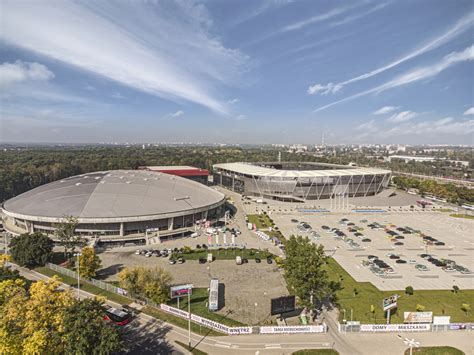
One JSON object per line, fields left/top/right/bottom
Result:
{"left": 260, "top": 325, "right": 325, "bottom": 334}
{"left": 360, "top": 324, "right": 431, "bottom": 332}
{"left": 170, "top": 284, "right": 193, "bottom": 299}
{"left": 382, "top": 295, "right": 398, "bottom": 311}
{"left": 433, "top": 316, "right": 451, "bottom": 325}
{"left": 403, "top": 312, "right": 433, "bottom": 323}
{"left": 271, "top": 295, "right": 296, "bottom": 315}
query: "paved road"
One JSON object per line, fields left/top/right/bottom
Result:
{"left": 10, "top": 265, "right": 474, "bottom": 355}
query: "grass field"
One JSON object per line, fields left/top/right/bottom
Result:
{"left": 437, "top": 209, "right": 454, "bottom": 213}
{"left": 325, "top": 258, "right": 474, "bottom": 324}
{"left": 247, "top": 213, "right": 274, "bottom": 230}
{"left": 292, "top": 350, "right": 339, "bottom": 355}
{"left": 174, "top": 248, "right": 274, "bottom": 260}
{"left": 405, "top": 346, "right": 464, "bottom": 355}
{"left": 142, "top": 306, "right": 225, "bottom": 337}
{"left": 34, "top": 266, "right": 132, "bottom": 305}
{"left": 168, "top": 287, "right": 244, "bottom": 327}
{"left": 450, "top": 214, "right": 474, "bottom": 220}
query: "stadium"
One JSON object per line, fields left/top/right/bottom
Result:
{"left": 213, "top": 162, "right": 391, "bottom": 202}
{"left": 1, "top": 170, "right": 226, "bottom": 242}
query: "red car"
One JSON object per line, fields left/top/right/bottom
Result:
{"left": 103, "top": 306, "right": 133, "bottom": 326}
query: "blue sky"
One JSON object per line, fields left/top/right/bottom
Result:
{"left": 1, "top": 0, "right": 473, "bottom": 144}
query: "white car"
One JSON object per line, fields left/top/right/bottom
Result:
{"left": 135, "top": 250, "right": 141, "bottom": 255}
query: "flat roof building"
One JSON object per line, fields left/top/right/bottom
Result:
{"left": 213, "top": 162, "right": 391, "bottom": 202}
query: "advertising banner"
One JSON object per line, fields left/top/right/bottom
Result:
{"left": 360, "top": 324, "right": 431, "bottom": 332}
{"left": 159, "top": 304, "right": 252, "bottom": 335}
{"left": 433, "top": 316, "right": 450, "bottom": 325}
{"left": 382, "top": 295, "right": 398, "bottom": 311}
{"left": 170, "top": 284, "right": 193, "bottom": 299}
{"left": 449, "top": 323, "right": 468, "bottom": 330}
{"left": 260, "top": 325, "right": 326, "bottom": 334}
{"left": 403, "top": 312, "right": 433, "bottom": 323}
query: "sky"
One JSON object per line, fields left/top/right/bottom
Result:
{"left": 0, "top": 0, "right": 473, "bottom": 145}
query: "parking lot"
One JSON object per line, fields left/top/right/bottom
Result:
{"left": 272, "top": 211, "right": 474, "bottom": 291}
{"left": 98, "top": 248, "right": 288, "bottom": 324}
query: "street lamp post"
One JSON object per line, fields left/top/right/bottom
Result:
{"left": 74, "top": 252, "right": 82, "bottom": 298}
{"left": 397, "top": 335, "right": 420, "bottom": 355}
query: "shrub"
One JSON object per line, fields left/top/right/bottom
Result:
{"left": 405, "top": 286, "right": 414, "bottom": 295}
{"left": 453, "top": 285, "right": 460, "bottom": 294}
{"left": 416, "top": 304, "right": 425, "bottom": 312}
{"left": 9, "top": 232, "right": 53, "bottom": 268}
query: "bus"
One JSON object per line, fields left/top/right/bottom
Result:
{"left": 208, "top": 278, "right": 219, "bottom": 311}
{"left": 103, "top": 306, "right": 133, "bottom": 326}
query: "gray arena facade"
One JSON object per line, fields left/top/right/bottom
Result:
{"left": 1, "top": 170, "right": 226, "bottom": 243}
{"left": 213, "top": 162, "right": 391, "bottom": 202}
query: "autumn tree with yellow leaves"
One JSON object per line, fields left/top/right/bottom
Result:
{"left": 0, "top": 274, "right": 122, "bottom": 354}
{"left": 78, "top": 247, "right": 102, "bottom": 279}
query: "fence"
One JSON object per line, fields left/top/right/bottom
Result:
{"left": 338, "top": 321, "right": 474, "bottom": 333}
{"left": 46, "top": 262, "right": 130, "bottom": 298}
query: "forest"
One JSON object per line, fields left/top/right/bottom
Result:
{"left": 1, "top": 145, "right": 472, "bottom": 204}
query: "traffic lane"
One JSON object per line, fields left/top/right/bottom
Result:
{"left": 119, "top": 317, "right": 183, "bottom": 355}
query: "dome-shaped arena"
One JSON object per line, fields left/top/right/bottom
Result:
{"left": 2, "top": 170, "right": 226, "bottom": 242}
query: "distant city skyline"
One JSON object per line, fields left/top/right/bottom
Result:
{"left": 1, "top": 0, "right": 473, "bottom": 144}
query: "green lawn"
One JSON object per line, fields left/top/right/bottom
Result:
{"left": 175, "top": 341, "right": 208, "bottom": 355}
{"left": 325, "top": 258, "right": 474, "bottom": 324}
{"left": 142, "top": 306, "right": 225, "bottom": 337}
{"left": 168, "top": 287, "right": 244, "bottom": 327}
{"left": 405, "top": 346, "right": 464, "bottom": 355}
{"left": 437, "top": 208, "right": 454, "bottom": 213}
{"left": 174, "top": 248, "right": 274, "bottom": 260}
{"left": 247, "top": 213, "right": 273, "bottom": 230}
{"left": 450, "top": 214, "right": 474, "bottom": 220}
{"left": 292, "top": 350, "right": 339, "bottom": 355}
{"left": 34, "top": 266, "right": 131, "bottom": 305}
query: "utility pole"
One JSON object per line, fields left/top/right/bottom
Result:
{"left": 74, "top": 252, "right": 82, "bottom": 298}
{"left": 188, "top": 290, "right": 191, "bottom": 349}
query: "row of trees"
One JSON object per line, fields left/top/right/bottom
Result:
{"left": 392, "top": 176, "right": 474, "bottom": 204}
{"left": 9, "top": 232, "right": 101, "bottom": 279}
{"left": 0, "top": 270, "right": 123, "bottom": 354}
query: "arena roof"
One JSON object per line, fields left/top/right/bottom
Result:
{"left": 213, "top": 162, "right": 391, "bottom": 178}
{"left": 2, "top": 170, "right": 224, "bottom": 221}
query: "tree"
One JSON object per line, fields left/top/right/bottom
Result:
{"left": 54, "top": 216, "right": 84, "bottom": 258}
{"left": 9, "top": 232, "right": 53, "bottom": 268}
{"left": 453, "top": 285, "right": 460, "bottom": 294}
{"left": 63, "top": 298, "right": 123, "bottom": 354}
{"left": 78, "top": 247, "right": 101, "bottom": 279}
{"left": 282, "top": 235, "right": 341, "bottom": 310}
{"left": 461, "top": 303, "right": 471, "bottom": 315}
{"left": 0, "top": 276, "right": 75, "bottom": 353}
{"left": 118, "top": 266, "right": 172, "bottom": 304}
{"left": 416, "top": 304, "right": 425, "bottom": 312}
{"left": 405, "top": 286, "right": 414, "bottom": 295}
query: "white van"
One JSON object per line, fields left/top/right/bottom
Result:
{"left": 235, "top": 256, "right": 242, "bottom": 265}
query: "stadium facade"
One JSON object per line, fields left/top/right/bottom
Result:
{"left": 2, "top": 170, "right": 225, "bottom": 242}
{"left": 213, "top": 162, "right": 391, "bottom": 202}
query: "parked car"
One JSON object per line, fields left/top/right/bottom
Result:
{"left": 255, "top": 258, "right": 261, "bottom": 263}
{"left": 177, "top": 257, "right": 185, "bottom": 264}
{"left": 198, "top": 258, "right": 206, "bottom": 264}
{"left": 169, "top": 259, "right": 176, "bottom": 265}
{"left": 362, "top": 238, "right": 371, "bottom": 242}
{"left": 396, "top": 259, "right": 407, "bottom": 264}
{"left": 266, "top": 257, "right": 273, "bottom": 264}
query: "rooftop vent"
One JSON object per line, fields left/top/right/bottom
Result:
{"left": 126, "top": 181, "right": 131, "bottom": 184}
{"left": 75, "top": 183, "right": 82, "bottom": 186}
{"left": 100, "top": 181, "right": 106, "bottom": 184}
{"left": 95, "top": 177, "right": 101, "bottom": 180}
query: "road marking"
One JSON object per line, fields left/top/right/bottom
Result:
{"left": 265, "top": 344, "right": 282, "bottom": 349}
{"left": 215, "top": 342, "right": 231, "bottom": 348}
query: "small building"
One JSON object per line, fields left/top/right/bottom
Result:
{"left": 139, "top": 166, "right": 209, "bottom": 185}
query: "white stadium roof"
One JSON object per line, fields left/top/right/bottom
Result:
{"left": 213, "top": 162, "right": 391, "bottom": 178}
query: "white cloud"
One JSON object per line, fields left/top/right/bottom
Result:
{"left": 0, "top": 60, "right": 54, "bottom": 87}
{"left": 314, "top": 44, "right": 474, "bottom": 112}
{"left": 373, "top": 106, "right": 398, "bottom": 115}
{"left": 386, "top": 110, "right": 418, "bottom": 123}
{"left": 356, "top": 120, "right": 378, "bottom": 133}
{"left": 282, "top": 5, "right": 353, "bottom": 32}
{"left": 329, "top": 2, "right": 389, "bottom": 27}
{"left": 308, "top": 13, "right": 473, "bottom": 96}
{"left": 1, "top": 1, "right": 246, "bottom": 114}
{"left": 234, "top": 114, "right": 248, "bottom": 121}
{"left": 382, "top": 117, "right": 473, "bottom": 137}
{"left": 227, "top": 98, "right": 240, "bottom": 104}
{"left": 463, "top": 107, "right": 474, "bottom": 115}
{"left": 307, "top": 83, "right": 342, "bottom": 95}
{"left": 171, "top": 110, "right": 184, "bottom": 118}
